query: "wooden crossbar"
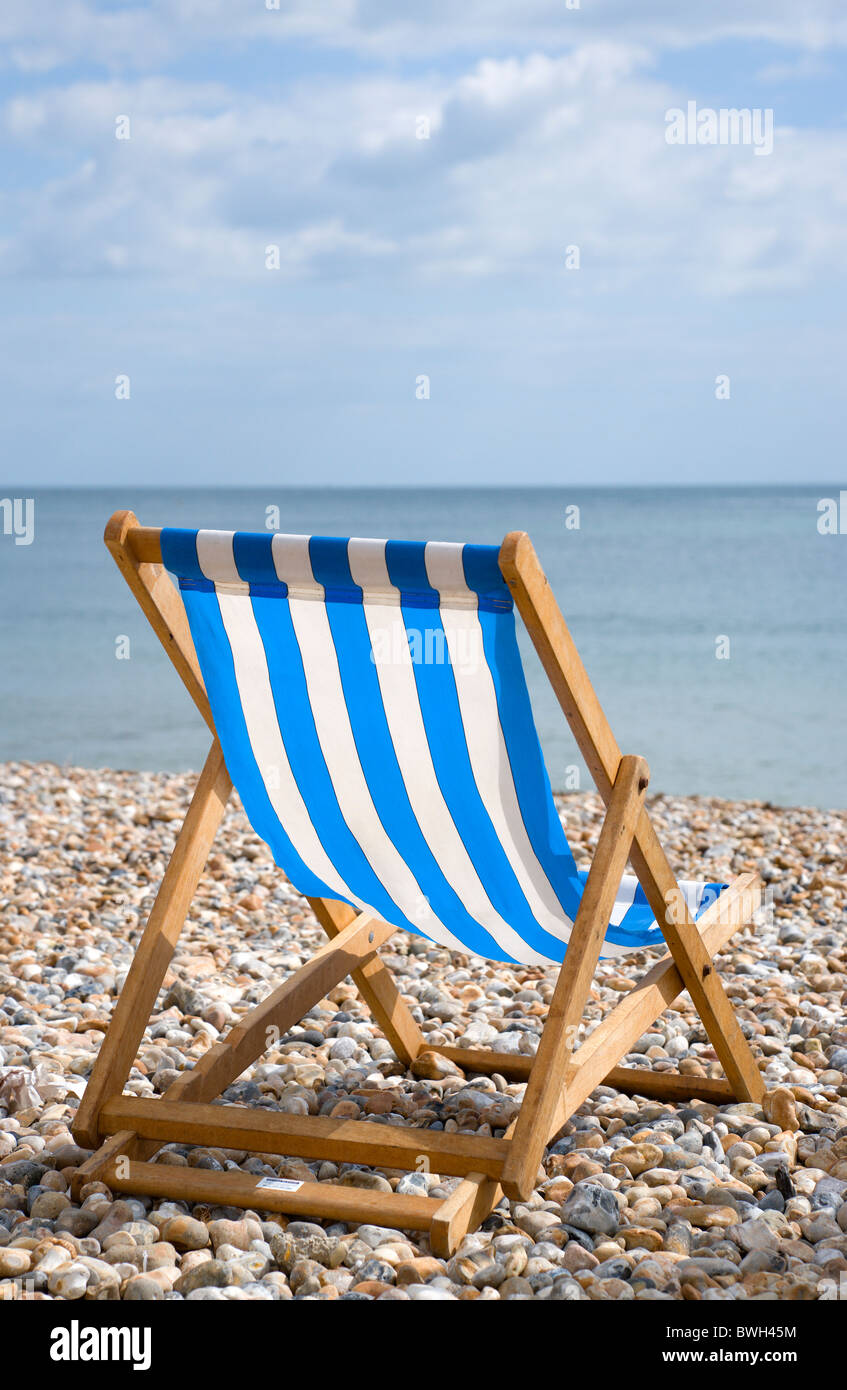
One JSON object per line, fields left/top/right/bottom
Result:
{"left": 72, "top": 511, "right": 766, "bottom": 1254}
{"left": 433, "top": 1051, "right": 737, "bottom": 1104}
{"left": 105, "top": 1160, "right": 442, "bottom": 1233}
{"left": 100, "top": 1097, "right": 510, "bottom": 1180}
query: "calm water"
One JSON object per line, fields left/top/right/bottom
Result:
{"left": 1, "top": 486, "right": 844, "bottom": 807}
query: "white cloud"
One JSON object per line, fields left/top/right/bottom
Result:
{"left": 2, "top": 0, "right": 847, "bottom": 74}
{"left": 0, "top": 3, "right": 844, "bottom": 490}
{"left": 1, "top": 45, "right": 845, "bottom": 297}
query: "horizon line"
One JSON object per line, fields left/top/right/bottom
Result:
{"left": 5, "top": 481, "right": 843, "bottom": 493}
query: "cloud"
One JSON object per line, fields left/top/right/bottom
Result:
{"left": 1, "top": 44, "right": 845, "bottom": 297}
{"left": 2, "top": 0, "right": 847, "bottom": 74}
{"left": 0, "top": 0, "right": 845, "bottom": 492}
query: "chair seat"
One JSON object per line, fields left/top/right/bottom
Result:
{"left": 160, "top": 526, "right": 727, "bottom": 966}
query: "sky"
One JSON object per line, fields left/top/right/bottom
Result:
{"left": 2, "top": 1, "right": 846, "bottom": 487}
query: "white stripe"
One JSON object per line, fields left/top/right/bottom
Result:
{"left": 196, "top": 530, "right": 243, "bottom": 588}
{"left": 681, "top": 878, "right": 707, "bottom": 916}
{"left": 424, "top": 543, "right": 575, "bottom": 947}
{"left": 609, "top": 874, "right": 639, "bottom": 927}
{"left": 273, "top": 549, "right": 468, "bottom": 954}
{"left": 347, "top": 538, "right": 402, "bottom": 604}
{"left": 204, "top": 541, "right": 367, "bottom": 913}
{"left": 348, "top": 539, "right": 554, "bottom": 967}
{"left": 589, "top": 874, "right": 643, "bottom": 958}
{"left": 422, "top": 542, "right": 479, "bottom": 609}
{"left": 215, "top": 592, "right": 364, "bottom": 907}
{"left": 270, "top": 534, "right": 319, "bottom": 598}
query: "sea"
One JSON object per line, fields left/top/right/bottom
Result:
{"left": 1, "top": 485, "right": 844, "bottom": 808}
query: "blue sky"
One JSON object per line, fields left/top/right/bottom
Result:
{"left": 2, "top": 1, "right": 846, "bottom": 486}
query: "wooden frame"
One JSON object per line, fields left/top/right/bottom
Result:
{"left": 72, "top": 511, "right": 764, "bottom": 1255}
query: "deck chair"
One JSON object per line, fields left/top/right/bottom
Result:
{"left": 72, "top": 511, "right": 763, "bottom": 1256}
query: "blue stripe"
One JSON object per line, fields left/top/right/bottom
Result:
{"left": 174, "top": 586, "right": 342, "bottom": 904}
{"left": 308, "top": 536, "right": 364, "bottom": 605}
{"left": 384, "top": 540, "right": 440, "bottom": 609}
{"left": 614, "top": 879, "right": 658, "bottom": 945}
{"left": 386, "top": 546, "right": 574, "bottom": 961}
{"left": 161, "top": 527, "right": 203, "bottom": 580}
{"left": 308, "top": 539, "right": 518, "bottom": 960}
{"left": 470, "top": 602, "right": 580, "bottom": 896}
{"left": 461, "top": 544, "right": 513, "bottom": 612}
{"left": 233, "top": 531, "right": 286, "bottom": 591}
{"left": 240, "top": 595, "right": 412, "bottom": 933}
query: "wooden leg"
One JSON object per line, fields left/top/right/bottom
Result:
{"left": 501, "top": 754, "right": 649, "bottom": 1200}
{"left": 73, "top": 741, "right": 232, "bottom": 1148}
{"left": 97, "top": 1159, "right": 493, "bottom": 1256}
{"left": 499, "top": 532, "right": 766, "bottom": 1105}
{"left": 627, "top": 823, "right": 763, "bottom": 1102}
{"left": 101, "top": 1158, "right": 491, "bottom": 1254}
{"left": 430, "top": 1174, "right": 502, "bottom": 1258}
{"left": 309, "top": 897, "right": 425, "bottom": 1068}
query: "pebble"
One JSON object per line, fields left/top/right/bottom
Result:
{"left": 160, "top": 1216, "right": 211, "bottom": 1251}
{"left": 1, "top": 763, "right": 845, "bottom": 1302}
{"left": 560, "top": 1184, "right": 622, "bottom": 1236}
{"left": 0, "top": 1247, "right": 32, "bottom": 1277}
{"left": 48, "top": 1263, "right": 90, "bottom": 1299}
{"left": 124, "top": 1275, "right": 165, "bottom": 1300}
{"left": 29, "top": 1191, "right": 71, "bottom": 1220}
{"left": 763, "top": 1087, "right": 800, "bottom": 1133}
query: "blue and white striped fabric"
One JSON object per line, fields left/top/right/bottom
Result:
{"left": 161, "top": 528, "right": 727, "bottom": 967}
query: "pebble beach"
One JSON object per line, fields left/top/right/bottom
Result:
{"left": 1, "top": 760, "right": 846, "bottom": 1303}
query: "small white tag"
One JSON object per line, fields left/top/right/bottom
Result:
{"left": 256, "top": 1177, "right": 303, "bottom": 1192}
